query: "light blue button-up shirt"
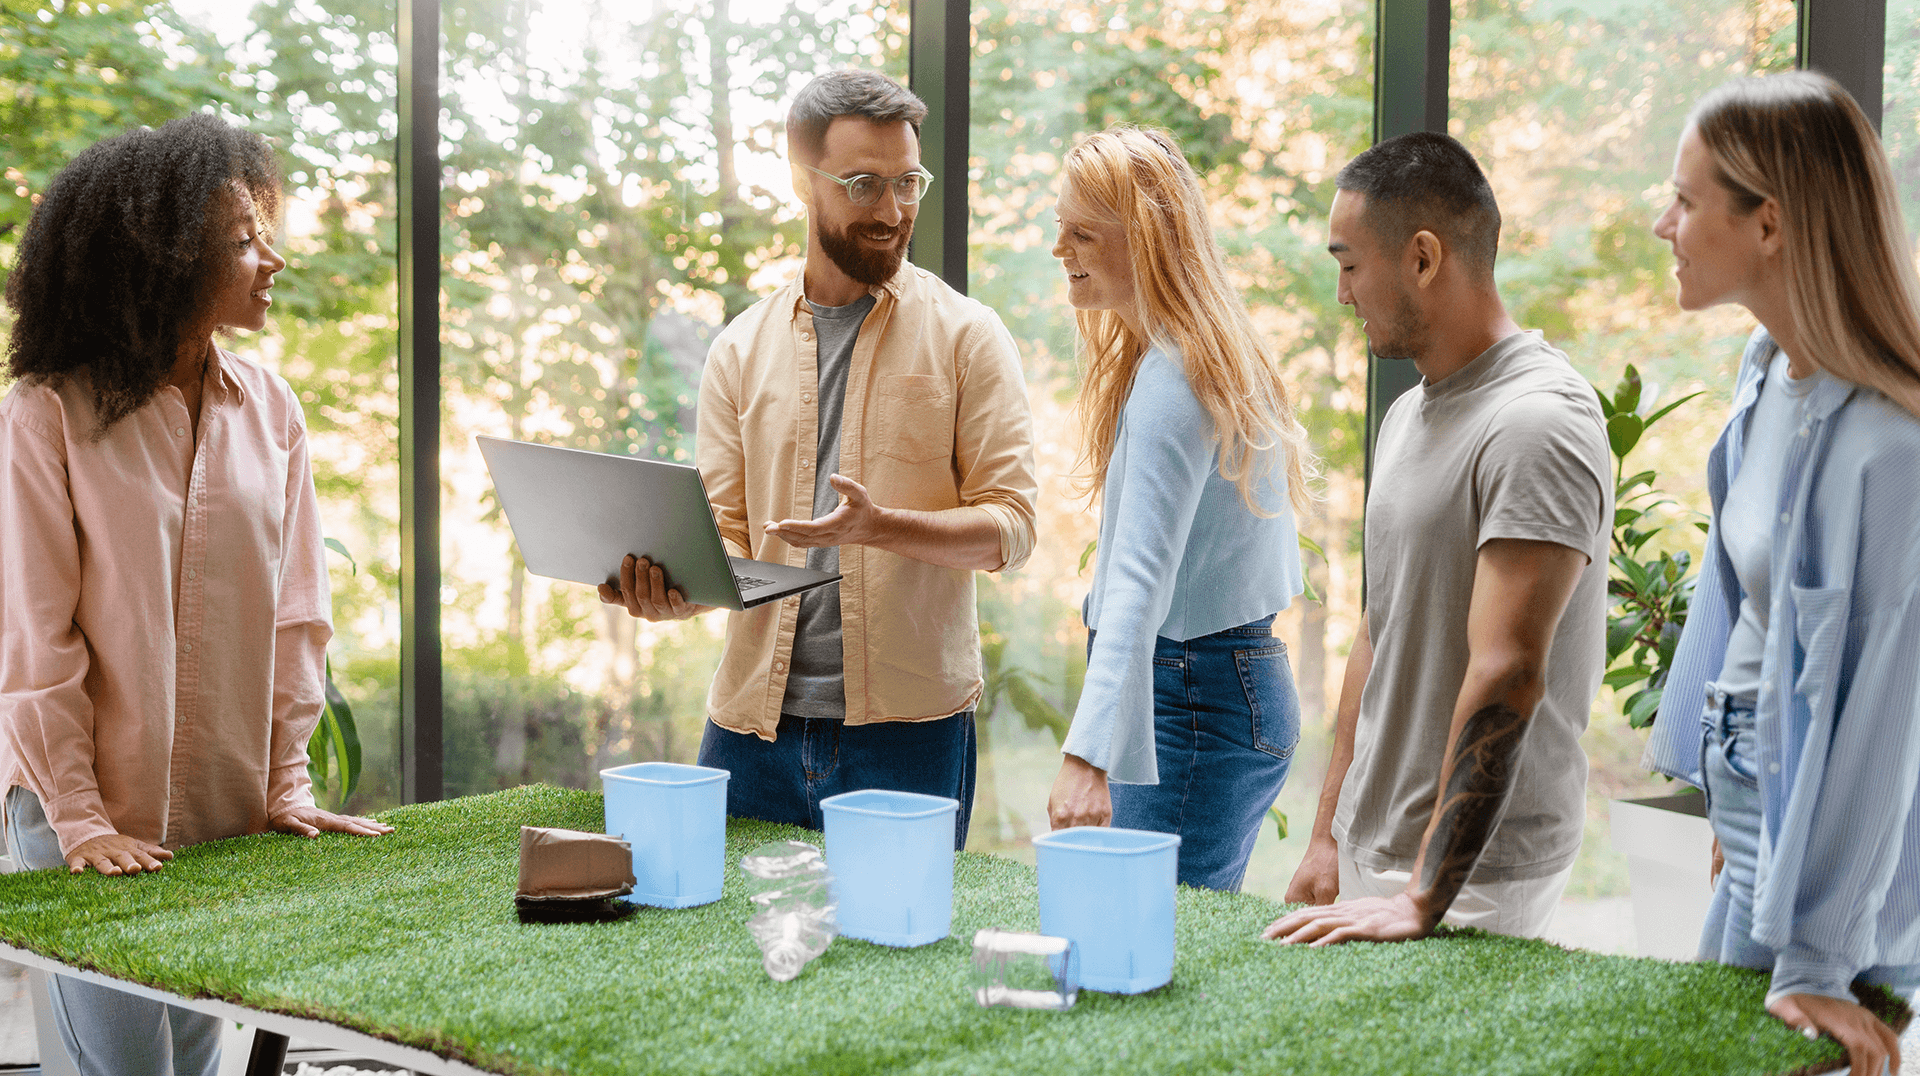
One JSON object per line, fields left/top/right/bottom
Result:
{"left": 1064, "top": 346, "right": 1303, "bottom": 786}
{"left": 1647, "top": 327, "right": 1920, "bottom": 1002}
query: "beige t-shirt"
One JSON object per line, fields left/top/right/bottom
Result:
{"left": 1334, "top": 331, "right": 1609, "bottom": 881}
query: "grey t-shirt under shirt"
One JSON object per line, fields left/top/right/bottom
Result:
{"left": 1333, "top": 330, "right": 1610, "bottom": 881}
{"left": 780, "top": 293, "right": 875, "bottom": 719}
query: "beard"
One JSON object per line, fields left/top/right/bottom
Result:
{"left": 817, "top": 217, "right": 912, "bottom": 287}
{"left": 1363, "top": 287, "right": 1427, "bottom": 361}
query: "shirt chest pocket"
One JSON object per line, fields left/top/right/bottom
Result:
{"left": 1789, "top": 583, "right": 1849, "bottom": 719}
{"left": 874, "top": 374, "right": 955, "bottom": 465}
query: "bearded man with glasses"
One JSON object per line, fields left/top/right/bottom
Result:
{"left": 600, "top": 69, "right": 1037, "bottom": 850}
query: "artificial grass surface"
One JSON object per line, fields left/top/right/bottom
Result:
{"left": 0, "top": 784, "right": 1883, "bottom": 1075}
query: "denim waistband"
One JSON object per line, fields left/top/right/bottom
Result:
{"left": 1213, "top": 613, "right": 1278, "bottom": 638}
{"left": 1701, "top": 682, "right": 1756, "bottom": 738}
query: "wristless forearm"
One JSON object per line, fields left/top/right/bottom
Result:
{"left": 866, "top": 505, "right": 1003, "bottom": 570}
{"left": 1406, "top": 701, "right": 1531, "bottom": 925}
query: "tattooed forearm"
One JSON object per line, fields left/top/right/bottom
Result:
{"left": 1410, "top": 703, "right": 1530, "bottom": 919}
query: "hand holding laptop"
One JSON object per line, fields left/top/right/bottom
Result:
{"left": 598, "top": 554, "right": 714, "bottom": 622}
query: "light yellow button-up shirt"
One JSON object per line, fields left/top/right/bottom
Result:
{"left": 699, "top": 265, "right": 1037, "bottom": 737}
{"left": 0, "top": 350, "right": 330, "bottom": 857}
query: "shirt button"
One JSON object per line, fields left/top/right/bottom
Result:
{"left": 1798, "top": 426, "right": 1810, "bottom": 437}
{"left": 186, "top": 568, "right": 196, "bottom": 580}
{"left": 1768, "top": 762, "right": 1781, "bottom": 774}
{"left": 800, "top": 459, "right": 812, "bottom": 469}
{"left": 801, "top": 393, "right": 813, "bottom": 404}
{"left": 182, "top": 642, "right": 193, "bottom": 653}
{"left": 799, "top": 331, "right": 812, "bottom": 342}
{"left": 772, "top": 660, "right": 786, "bottom": 673}
{"left": 174, "top": 427, "right": 186, "bottom": 437}
{"left": 1779, "top": 513, "right": 1791, "bottom": 524}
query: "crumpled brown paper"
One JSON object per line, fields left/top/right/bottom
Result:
{"left": 515, "top": 825, "right": 636, "bottom": 901}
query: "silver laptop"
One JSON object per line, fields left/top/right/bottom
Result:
{"left": 476, "top": 436, "right": 840, "bottom": 611}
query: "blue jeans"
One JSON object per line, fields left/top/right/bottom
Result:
{"left": 1698, "top": 698, "right": 1920, "bottom": 1005}
{"left": 1103, "top": 615, "right": 1300, "bottom": 891}
{"left": 696, "top": 709, "right": 977, "bottom": 850}
{"left": 3, "top": 787, "right": 222, "bottom": 1076}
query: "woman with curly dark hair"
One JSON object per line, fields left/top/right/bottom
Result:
{"left": 0, "top": 111, "right": 390, "bottom": 1076}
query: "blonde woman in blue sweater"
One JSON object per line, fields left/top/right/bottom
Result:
{"left": 1046, "top": 127, "right": 1316, "bottom": 890}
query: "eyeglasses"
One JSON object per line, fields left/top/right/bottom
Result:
{"left": 805, "top": 165, "right": 935, "bottom": 207}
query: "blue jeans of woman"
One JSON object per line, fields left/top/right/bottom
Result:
{"left": 1699, "top": 695, "right": 1920, "bottom": 1009}
{"left": 1102, "top": 615, "right": 1300, "bottom": 892}
{"left": 3, "top": 786, "right": 222, "bottom": 1076}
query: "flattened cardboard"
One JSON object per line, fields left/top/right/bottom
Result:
{"left": 516, "top": 826, "right": 636, "bottom": 900}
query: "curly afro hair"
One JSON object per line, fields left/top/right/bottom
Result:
{"left": 3, "top": 111, "right": 281, "bottom": 435}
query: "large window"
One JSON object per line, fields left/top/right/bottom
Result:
{"left": 431, "top": 1, "right": 904, "bottom": 798}
{"left": 0, "top": 0, "right": 407, "bottom": 814}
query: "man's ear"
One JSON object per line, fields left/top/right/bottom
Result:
{"left": 790, "top": 162, "right": 815, "bottom": 211}
{"left": 1410, "top": 230, "right": 1444, "bottom": 290}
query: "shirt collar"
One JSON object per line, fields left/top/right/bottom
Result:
{"left": 206, "top": 346, "right": 248, "bottom": 407}
{"left": 1739, "top": 327, "right": 1856, "bottom": 424}
{"left": 784, "top": 264, "right": 907, "bottom": 320}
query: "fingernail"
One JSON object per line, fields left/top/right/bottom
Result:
{"left": 1802, "top": 1028, "right": 1819, "bottom": 1040}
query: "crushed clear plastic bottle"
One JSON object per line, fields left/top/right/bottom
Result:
{"left": 740, "top": 840, "right": 837, "bottom": 982}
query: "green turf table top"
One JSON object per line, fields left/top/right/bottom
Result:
{"left": 0, "top": 784, "right": 1883, "bottom": 1075}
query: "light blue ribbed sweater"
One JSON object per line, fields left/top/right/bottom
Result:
{"left": 1062, "top": 346, "right": 1304, "bottom": 785}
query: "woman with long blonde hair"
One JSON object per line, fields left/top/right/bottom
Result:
{"left": 1046, "top": 125, "right": 1316, "bottom": 890}
{"left": 1646, "top": 71, "right": 1920, "bottom": 1074}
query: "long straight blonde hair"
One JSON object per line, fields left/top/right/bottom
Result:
{"left": 1063, "top": 126, "right": 1317, "bottom": 516}
{"left": 1693, "top": 72, "right": 1920, "bottom": 418}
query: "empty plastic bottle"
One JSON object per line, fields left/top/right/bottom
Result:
{"left": 740, "top": 840, "right": 837, "bottom": 982}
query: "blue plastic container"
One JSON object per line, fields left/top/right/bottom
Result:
{"left": 1033, "top": 826, "right": 1180, "bottom": 993}
{"left": 600, "top": 762, "right": 729, "bottom": 908}
{"left": 820, "top": 789, "right": 958, "bottom": 946}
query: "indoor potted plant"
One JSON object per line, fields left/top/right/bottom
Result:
{"left": 1594, "top": 367, "right": 1716, "bottom": 960}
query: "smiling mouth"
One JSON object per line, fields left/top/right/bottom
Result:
{"left": 1068, "top": 271, "right": 1088, "bottom": 281}
{"left": 251, "top": 288, "right": 272, "bottom": 300}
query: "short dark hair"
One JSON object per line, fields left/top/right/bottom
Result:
{"left": 4, "top": 112, "right": 280, "bottom": 435}
{"left": 786, "top": 70, "right": 928, "bottom": 165}
{"left": 1335, "top": 132, "right": 1500, "bottom": 275}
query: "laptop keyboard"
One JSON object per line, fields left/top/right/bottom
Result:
{"left": 734, "top": 574, "right": 777, "bottom": 590}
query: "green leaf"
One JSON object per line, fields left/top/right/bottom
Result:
{"left": 1592, "top": 381, "right": 1615, "bottom": 418}
{"left": 1603, "top": 665, "right": 1655, "bottom": 691}
{"left": 1618, "top": 470, "right": 1659, "bottom": 498}
{"left": 1642, "top": 390, "right": 1706, "bottom": 429}
{"left": 1607, "top": 411, "right": 1645, "bottom": 460}
{"left": 308, "top": 657, "right": 362, "bottom": 808}
{"left": 1267, "top": 805, "right": 1288, "bottom": 841}
{"left": 1613, "top": 507, "right": 1644, "bottom": 530}
{"left": 1297, "top": 533, "right": 1326, "bottom": 560}
{"left": 1606, "top": 616, "right": 1641, "bottom": 662}
{"left": 1614, "top": 365, "right": 1643, "bottom": 416}
{"left": 323, "top": 538, "right": 358, "bottom": 576}
{"left": 1625, "top": 687, "right": 1664, "bottom": 729}
{"left": 1078, "top": 540, "right": 1098, "bottom": 576}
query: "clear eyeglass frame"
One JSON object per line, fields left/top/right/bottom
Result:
{"left": 804, "top": 165, "right": 936, "bottom": 207}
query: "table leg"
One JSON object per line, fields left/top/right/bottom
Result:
{"left": 244, "top": 1029, "right": 290, "bottom": 1076}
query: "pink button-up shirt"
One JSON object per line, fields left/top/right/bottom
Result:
{"left": 0, "top": 349, "right": 330, "bottom": 858}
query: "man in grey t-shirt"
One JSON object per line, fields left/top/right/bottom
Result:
{"left": 1265, "top": 133, "right": 1609, "bottom": 945}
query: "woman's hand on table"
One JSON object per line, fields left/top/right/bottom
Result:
{"left": 1047, "top": 754, "right": 1111, "bottom": 830}
{"left": 66, "top": 834, "right": 172, "bottom": 875}
{"left": 1769, "top": 993, "right": 1899, "bottom": 1076}
{"left": 271, "top": 806, "right": 394, "bottom": 838}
